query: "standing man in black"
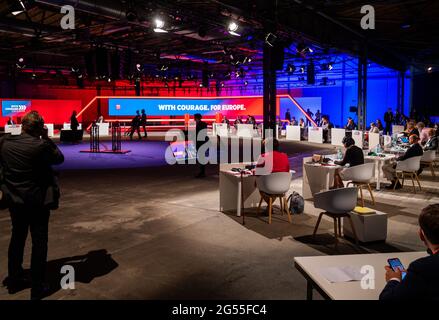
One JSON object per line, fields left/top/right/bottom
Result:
{"left": 141, "top": 109, "right": 148, "bottom": 139}
{"left": 194, "top": 113, "right": 208, "bottom": 178}
{"left": 1, "top": 111, "right": 64, "bottom": 300}
{"left": 384, "top": 108, "right": 394, "bottom": 135}
{"left": 70, "top": 110, "right": 79, "bottom": 131}
{"left": 129, "top": 110, "right": 141, "bottom": 140}
{"left": 306, "top": 108, "right": 314, "bottom": 127}
{"left": 285, "top": 108, "right": 291, "bottom": 123}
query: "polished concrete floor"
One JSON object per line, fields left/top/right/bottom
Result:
{"left": 0, "top": 140, "right": 437, "bottom": 300}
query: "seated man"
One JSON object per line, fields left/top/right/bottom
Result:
{"left": 255, "top": 138, "right": 290, "bottom": 175}
{"left": 382, "top": 134, "right": 423, "bottom": 189}
{"left": 332, "top": 137, "right": 364, "bottom": 188}
{"left": 380, "top": 204, "right": 439, "bottom": 300}
{"left": 424, "top": 128, "right": 438, "bottom": 151}
{"left": 369, "top": 122, "right": 380, "bottom": 133}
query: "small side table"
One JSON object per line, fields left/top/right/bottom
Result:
{"left": 343, "top": 210, "right": 388, "bottom": 243}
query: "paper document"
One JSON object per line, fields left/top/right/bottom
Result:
{"left": 319, "top": 266, "right": 365, "bottom": 283}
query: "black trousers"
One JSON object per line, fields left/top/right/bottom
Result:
{"left": 142, "top": 125, "right": 147, "bottom": 137}
{"left": 384, "top": 122, "right": 392, "bottom": 135}
{"left": 129, "top": 126, "right": 141, "bottom": 140}
{"left": 8, "top": 206, "right": 50, "bottom": 289}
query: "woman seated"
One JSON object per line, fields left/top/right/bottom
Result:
{"left": 332, "top": 137, "right": 365, "bottom": 188}
{"left": 404, "top": 121, "right": 419, "bottom": 137}
{"left": 369, "top": 122, "right": 380, "bottom": 133}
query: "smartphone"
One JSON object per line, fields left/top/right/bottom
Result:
{"left": 387, "top": 258, "right": 407, "bottom": 280}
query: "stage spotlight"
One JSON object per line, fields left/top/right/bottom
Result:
{"left": 300, "top": 66, "right": 305, "bottom": 73}
{"left": 328, "top": 63, "right": 333, "bottom": 71}
{"left": 16, "top": 57, "right": 25, "bottom": 69}
{"left": 427, "top": 66, "right": 433, "bottom": 73}
{"left": 11, "top": 0, "right": 26, "bottom": 16}
{"left": 31, "top": 73, "right": 36, "bottom": 80}
{"left": 199, "top": 83, "right": 204, "bottom": 88}
{"left": 228, "top": 21, "right": 241, "bottom": 36}
{"left": 244, "top": 81, "right": 248, "bottom": 86}
{"left": 221, "top": 82, "right": 225, "bottom": 87}
{"left": 107, "top": 77, "right": 112, "bottom": 82}
{"left": 154, "top": 18, "right": 168, "bottom": 33}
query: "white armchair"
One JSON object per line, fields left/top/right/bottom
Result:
{"left": 395, "top": 156, "right": 422, "bottom": 193}
{"left": 256, "top": 172, "right": 292, "bottom": 224}
{"left": 421, "top": 150, "right": 436, "bottom": 177}
{"left": 344, "top": 162, "right": 376, "bottom": 207}
{"left": 313, "top": 187, "right": 359, "bottom": 248}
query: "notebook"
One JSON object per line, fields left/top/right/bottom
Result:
{"left": 353, "top": 206, "right": 376, "bottom": 215}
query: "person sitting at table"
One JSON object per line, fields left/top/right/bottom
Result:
{"left": 376, "top": 119, "right": 384, "bottom": 132}
{"left": 403, "top": 121, "right": 419, "bottom": 137}
{"left": 299, "top": 118, "right": 305, "bottom": 128}
{"left": 255, "top": 138, "right": 290, "bottom": 175}
{"left": 222, "top": 115, "right": 230, "bottom": 129}
{"left": 417, "top": 122, "right": 429, "bottom": 145}
{"left": 424, "top": 129, "right": 438, "bottom": 151}
{"left": 70, "top": 110, "right": 79, "bottom": 131}
{"left": 234, "top": 116, "right": 243, "bottom": 130}
{"left": 97, "top": 115, "right": 104, "bottom": 123}
{"left": 379, "top": 204, "right": 439, "bottom": 300}
{"left": 345, "top": 117, "right": 356, "bottom": 130}
{"left": 290, "top": 116, "right": 298, "bottom": 126}
{"left": 369, "top": 122, "right": 380, "bottom": 134}
{"left": 6, "top": 117, "right": 15, "bottom": 126}
{"left": 382, "top": 134, "right": 423, "bottom": 189}
{"left": 332, "top": 136, "right": 364, "bottom": 188}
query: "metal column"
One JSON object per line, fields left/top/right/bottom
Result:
{"left": 263, "top": 43, "right": 277, "bottom": 139}
{"left": 397, "top": 71, "right": 405, "bottom": 114}
{"left": 357, "top": 50, "right": 368, "bottom": 131}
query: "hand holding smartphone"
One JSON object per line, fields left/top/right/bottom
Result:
{"left": 387, "top": 258, "right": 407, "bottom": 280}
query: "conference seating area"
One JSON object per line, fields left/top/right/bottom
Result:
{"left": 1, "top": 0, "right": 439, "bottom": 308}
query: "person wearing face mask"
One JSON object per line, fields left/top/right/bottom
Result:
{"left": 380, "top": 204, "right": 439, "bottom": 300}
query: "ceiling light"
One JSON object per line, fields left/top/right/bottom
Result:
{"left": 228, "top": 21, "right": 241, "bottom": 36}
{"left": 286, "top": 64, "right": 296, "bottom": 73}
{"left": 11, "top": 0, "right": 26, "bottom": 16}
{"left": 154, "top": 18, "right": 168, "bottom": 33}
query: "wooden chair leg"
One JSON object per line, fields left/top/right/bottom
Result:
{"left": 415, "top": 173, "right": 422, "bottom": 191}
{"left": 359, "top": 186, "right": 365, "bottom": 207}
{"left": 367, "top": 184, "right": 376, "bottom": 205}
{"left": 394, "top": 173, "right": 400, "bottom": 190}
{"left": 284, "top": 196, "right": 292, "bottom": 224}
{"left": 347, "top": 215, "right": 359, "bottom": 245}
{"left": 279, "top": 197, "right": 283, "bottom": 215}
{"left": 430, "top": 163, "right": 436, "bottom": 177}
{"left": 411, "top": 173, "right": 416, "bottom": 194}
{"left": 313, "top": 212, "right": 324, "bottom": 238}
{"left": 268, "top": 197, "right": 273, "bottom": 224}
{"left": 257, "top": 196, "right": 263, "bottom": 215}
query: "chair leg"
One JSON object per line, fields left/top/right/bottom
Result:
{"left": 359, "top": 186, "right": 365, "bottom": 207}
{"left": 313, "top": 213, "right": 324, "bottom": 238}
{"left": 394, "top": 173, "right": 400, "bottom": 191}
{"left": 347, "top": 215, "right": 359, "bottom": 245}
{"left": 333, "top": 217, "right": 339, "bottom": 249}
{"left": 367, "top": 184, "right": 376, "bottom": 205}
{"left": 411, "top": 173, "right": 416, "bottom": 194}
{"left": 338, "top": 217, "right": 342, "bottom": 236}
{"left": 430, "top": 163, "right": 436, "bottom": 177}
{"left": 257, "top": 196, "right": 263, "bottom": 215}
{"left": 279, "top": 197, "right": 283, "bottom": 215}
{"left": 284, "top": 196, "right": 292, "bottom": 224}
{"left": 415, "top": 173, "right": 422, "bottom": 191}
{"left": 268, "top": 197, "right": 273, "bottom": 224}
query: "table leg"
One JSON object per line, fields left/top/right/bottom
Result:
{"left": 325, "top": 171, "right": 331, "bottom": 191}
{"left": 307, "top": 280, "right": 313, "bottom": 300}
{"left": 376, "top": 160, "right": 382, "bottom": 191}
{"left": 237, "top": 180, "right": 242, "bottom": 217}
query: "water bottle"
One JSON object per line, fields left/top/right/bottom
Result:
{"left": 377, "top": 144, "right": 382, "bottom": 154}
{"left": 337, "top": 147, "right": 343, "bottom": 160}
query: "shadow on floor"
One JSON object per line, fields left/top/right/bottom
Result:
{"left": 4, "top": 249, "right": 118, "bottom": 298}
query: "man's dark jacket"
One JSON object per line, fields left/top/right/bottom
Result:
{"left": 0, "top": 133, "right": 64, "bottom": 207}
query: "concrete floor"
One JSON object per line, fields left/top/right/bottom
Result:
{"left": 0, "top": 140, "right": 437, "bottom": 300}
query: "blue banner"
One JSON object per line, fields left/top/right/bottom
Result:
{"left": 1, "top": 100, "right": 32, "bottom": 116}
{"left": 108, "top": 98, "right": 250, "bottom": 116}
